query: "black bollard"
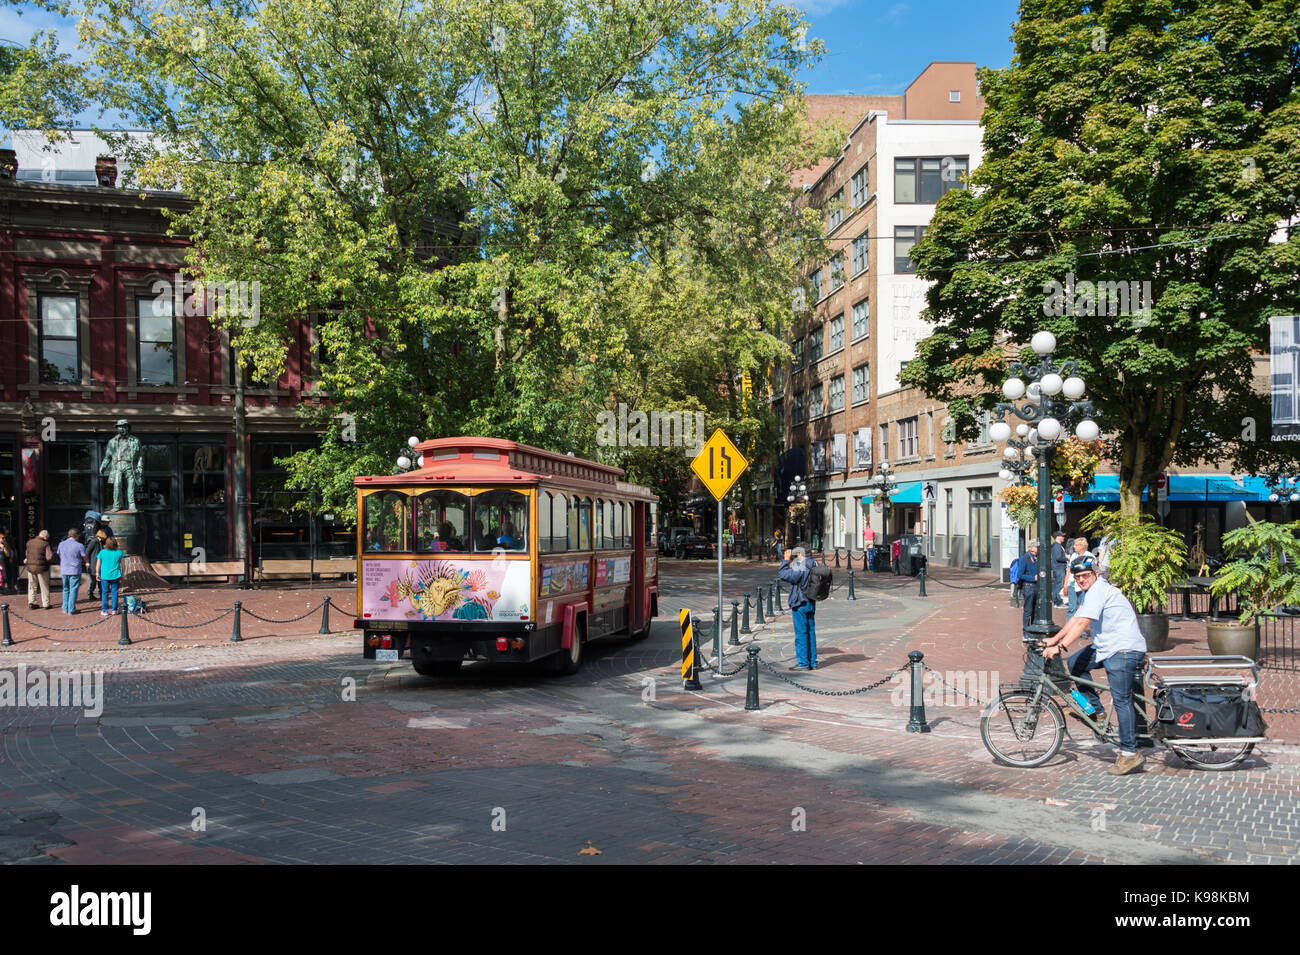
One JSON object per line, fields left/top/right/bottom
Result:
{"left": 918, "top": 563, "right": 928, "bottom": 597}
{"left": 729, "top": 600, "right": 740, "bottom": 646}
{"left": 231, "top": 600, "right": 244, "bottom": 643}
{"left": 834, "top": 548, "right": 841, "bottom": 568}
{"left": 118, "top": 606, "right": 132, "bottom": 646}
{"left": 848, "top": 568, "right": 857, "bottom": 600}
{"left": 318, "top": 595, "right": 332, "bottom": 634}
{"left": 744, "top": 645, "right": 761, "bottom": 711}
{"left": 894, "top": 552, "right": 901, "bottom": 576}
{"left": 775, "top": 579, "right": 784, "bottom": 613}
{"left": 755, "top": 586, "right": 766, "bottom": 625}
{"left": 1, "top": 603, "right": 12, "bottom": 646}
{"left": 766, "top": 582, "right": 775, "bottom": 618}
{"left": 741, "top": 594, "right": 752, "bottom": 635}
{"left": 906, "top": 650, "right": 931, "bottom": 733}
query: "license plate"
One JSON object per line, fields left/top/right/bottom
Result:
{"left": 376, "top": 649, "right": 398, "bottom": 662}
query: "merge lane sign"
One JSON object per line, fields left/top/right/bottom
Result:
{"left": 691, "top": 429, "right": 749, "bottom": 501}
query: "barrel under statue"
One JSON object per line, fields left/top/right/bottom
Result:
{"left": 99, "top": 418, "right": 171, "bottom": 593}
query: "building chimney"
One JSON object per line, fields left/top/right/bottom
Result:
{"left": 95, "top": 156, "right": 118, "bottom": 187}
{"left": 0, "top": 149, "right": 16, "bottom": 181}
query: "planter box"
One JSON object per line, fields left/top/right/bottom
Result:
{"left": 1136, "top": 613, "right": 1169, "bottom": 653}
{"left": 1206, "top": 618, "right": 1259, "bottom": 659}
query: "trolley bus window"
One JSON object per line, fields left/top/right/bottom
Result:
{"left": 473, "top": 489, "right": 528, "bottom": 552}
{"left": 615, "top": 501, "right": 627, "bottom": 547}
{"left": 567, "top": 496, "right": 580, "bottom": 550}
{"left": 579, "top": 497, "right": 592, "bottom": 551}
{"left": 413, "top": 490, "right": 469, "bottom": 553}
{"left": 364, "top": 491, "right": 410, "bottom": 552}
{"left": 541, "top": 491, "right": 566, "bottom": 552}
{"left": 646, "top": 502, "right": 657, "bottom": 547}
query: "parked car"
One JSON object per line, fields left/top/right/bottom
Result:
{"left": 660, "top": 526, "right": 694, "bottom": 555}
{"left": 676, "top": 535, "right": 715, "bottom": 560}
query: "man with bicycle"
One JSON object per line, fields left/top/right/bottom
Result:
{"left": 1043, "top": 552, "right": 1150, "bottom": 775}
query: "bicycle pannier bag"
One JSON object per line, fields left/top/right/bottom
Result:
{"left": 1156, "top": 683, "right": 1266, "bottom": 739}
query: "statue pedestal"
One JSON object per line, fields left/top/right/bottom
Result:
{"left": 103, "top": 510, "right": 171, "bottom": 592}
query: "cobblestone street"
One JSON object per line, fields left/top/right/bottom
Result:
{"left": 2, "top": 560, "right": 1297, "bottom": 864}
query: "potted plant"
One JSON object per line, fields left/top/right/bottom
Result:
{"left": 1207, "top": 519, "right": 1300, "bottom": 657}
{"left": 1080, "top": 507, "right": 1188, "bottom": 652}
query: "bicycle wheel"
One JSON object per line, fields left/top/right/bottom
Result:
{"left": 1167, "top": 741, "right": 1255, "bottom": 771}
{"left": 981, "top": 691, "right": 1066, "bottom": 768}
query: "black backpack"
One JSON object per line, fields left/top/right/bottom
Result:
{"left": 802, "top": 562, "right": 833, "bottom": 602}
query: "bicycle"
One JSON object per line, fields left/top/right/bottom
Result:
{"left": 980, "top": 641, "right": 1264, "bottom": 771}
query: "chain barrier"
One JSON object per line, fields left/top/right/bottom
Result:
{"left": 6, "top": 610, "right": 112, "bottom": 632}
{"left": 240, "top": 601, "right": 326, "bottom": 624}
{"left": 756, "top": 658, "right": 909, "bottom": 697}
{"left": 145, "top": 609, "right": 235, "bottom": 630}
{"left": 695, "top": 649, "right": 748, "bottom": 677}
{"left": 1260, "top": 706, "right": 1300, "bottom": 714}
{"left": 923, "top": 575, "right": 1003, "bottom": 591}
{"left": 921, "top": 662, "right": 991, "bottom": 706}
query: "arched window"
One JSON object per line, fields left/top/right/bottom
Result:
{"left": 539, "top": 490, "right": 557, "bottom": 553}
{"left": 363, "top": 491, "right": 410, "bottom": 552}
{"left": 601, "top": 500, "right": 615, "bottom": 549}
{"left": 413, "top": 490, "right": 470, "bottom": 553}
{"left": 578, "top": 497, "right": 592, "bottom": 551}
{"left": 473, "top": 489, "right": 529, "bottom": 552}
{"left": 611, "top": 501, "right": 623, "bottom": 548}
{"left": 566, "top": 493, "right": 579, "bottom": 551}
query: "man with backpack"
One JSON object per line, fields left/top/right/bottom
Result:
{"left": 1016, "top": 540, "right": 1039, "bottom": 636}
{"left": 779, "top": 546, "right": 831, "bottom": 670}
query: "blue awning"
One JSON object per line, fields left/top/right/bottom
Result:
{"left": 890, "top": 481, "right": 923, "bottom": 504}
{"left": 1064, "top": 474, "right": 1275, "bottom": 503}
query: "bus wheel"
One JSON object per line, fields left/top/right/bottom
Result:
{"left": 629, "top": 620, "right": 651, "bottom": 641}
{"left": 552, "top": 629, "right": 584, "bottom": 675}
{"left": 412, "top": 659, "right": 462, "bottom": 677}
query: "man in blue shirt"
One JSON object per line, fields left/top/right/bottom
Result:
{"left": 56, "top": 528, "right": 87, "bottom": 614}
{"left": 1045, "top": 552, "right": 1151, "bottom": 775}
{"left": 1017, "top": 540, "right": 1039, "bottom": 636}
{"left": 778, "top": 546, "right": 818, "bottom": 670}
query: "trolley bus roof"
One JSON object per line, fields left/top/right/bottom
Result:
{"left": 354, "top": 437, "right": 657, "bottom": 500}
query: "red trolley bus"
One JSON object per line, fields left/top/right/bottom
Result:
{"left": 354, "top": 437, "right": 659, "bottom": 675}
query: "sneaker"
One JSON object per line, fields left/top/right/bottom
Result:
{"left": 100, "top": 611, "right": 109, "bottom": 617}
{"left": 788, "top": 664, "right": 810, "bottom": 671}
{"left": 1106, "top": 753, "right": 1144, "bottom": 776}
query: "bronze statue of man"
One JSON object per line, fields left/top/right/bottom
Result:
{"left": 101, "top": 419, "right": 143, "bottom": 511}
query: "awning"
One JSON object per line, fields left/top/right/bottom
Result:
{"left": 890, "top": 481, "right": 923, "bottom": 504}
{"left": 1064, "top": 474, "right": 1275, "bottom": 503}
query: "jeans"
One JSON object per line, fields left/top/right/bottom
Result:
{"left": 1021, "top": 584, "right": 1037, "bottom": 632}
{"left": 61, "top": 573, "right": 82, "bottom": 613}
{"left": 1068, "top": 645, "right": 1148, "bottom": 752}
{"left": 101, "top": 579, "right": 120, "bottom": 613}
{"left": 1066, "top": 587, "right": 1081, "bottom": 618}
{"left": 792, "top": 602, "right": 817, "bottom": 668}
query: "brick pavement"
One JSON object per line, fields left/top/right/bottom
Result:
{"left": 1, "top": 559, "right": 1297, "bottom": 864}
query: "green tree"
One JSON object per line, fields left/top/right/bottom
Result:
{"left": 80, "top": 0, "right": 827, "bottom": 518}
{"left": 2, "top": 1, "right": 88, "bottom": 133}
{"left": 902, "top": 0, "right": 1300, "bottom": 515}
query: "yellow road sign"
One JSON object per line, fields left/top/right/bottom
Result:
{"left": 690, "top": 429, "right": 749, "bottom": 501}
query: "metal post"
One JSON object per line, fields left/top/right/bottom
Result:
{"left": 1, "top": 604, "right": 12, "bottom": 646}
{"left": 906, "top": 650, "right": 930, "bottom": 733}
{"left": 834, "top": 548, "right": 841, "bottom": 568}
{"left": 775, "top": 578, "right": 783, "bottom": 612}
{"left": 231, "top": 600, "right": 244, "bottom": 643}
{"left": 766, "top": 582, "right": 774, "bottom": 617}
{"left": 681, "top": 609, "right": 702, "bottom": 690}
{"left": 318, "top": 595, "right": 332, "bottom": 634}
{"left": 918, "top": 563, "right": 927, "bottom": 597}
{"left": 741, "top": 594, "right": 752, "bottom": 635}
{"left": 744, "top": 645, "right": 761, "bottom": 711}
{"left": 233, "top": 347, "right": 250, "bottom": 588}
{"left": 755, "top": 586, "right": 766, "bottom": 625}
{"left": 716, "top": 499, "right": 723, "bottom": 662}
{"left": 118, "top": 607, "right": 132, "bottom": 646}
{"left": 729, "top": 600, "right": 740, "bottom": 646}
{"left": 712, "top": 605, "right": 721, "bottom": 663}
{"left": 847, "top": 568, "right": 856, "bottom": 600}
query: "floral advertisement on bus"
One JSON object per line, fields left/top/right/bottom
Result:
{"left": 361, "top": 558, "right": 531, "bottom": 622}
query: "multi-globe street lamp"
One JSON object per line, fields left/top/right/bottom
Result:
{"left": 787, "top": 475, "right": 809, "bottom": 546}
{"left": 396, "top": 435, "right": 424, "bottom": 472}
{"left": 869, "top": 461, "right": 898, "bottom": 535}
{"left": 990, "top": 331, "right": 1100, "bottom": 643}
{"left": 1268, "top": 476, "right": 1300, "bottom": 516}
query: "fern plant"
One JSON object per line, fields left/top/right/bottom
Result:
{"left": 1080, "top": 507, "right": 1188, "bottom": 614}
{"left": 1209, "top": 521, "right": 1300, "bottom": 626}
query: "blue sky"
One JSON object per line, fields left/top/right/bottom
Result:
{"left": 2, "top": 0, "right": 1023, "bottom": 132}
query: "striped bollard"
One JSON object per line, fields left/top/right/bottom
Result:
{"left": 681, "top": 609, "right": 701, "bottom": 690}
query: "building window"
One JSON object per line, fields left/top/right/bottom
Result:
{"left": 895, "top": 226, "right": 928, "bottom": 274}
{"left": 809, "top": 326, "right": 823, "bottom": 363}
{"left": 829, "top": 253, "right": 844, "bottom": 292}
{"left": 852, "top": 299, "right": 869, "bottom": 340}
{"left": 850, "top": 164, "right": 869, "bottom": 208}
{"left": 852, "top": 363, "right": 870, "bottom": 403}
{"left": 774, "top": 400, "right": 784, "bottom": 432}
{"left": 894, "top": 156, "right": 969, "bottom": 204}
{"left": 949, "top": 90, "right": 961, "bottom": 102}
{"left": 809, "top": 266, "right": 822, "bottom": 302}
{"left": 879, "top": 423, "right": 889, "bottom": 462}
{"left": 792, "top": 337, "right": 804, "bottom": 369}
{"left": 809, "top": 384, "right": 824, "bottom": 419}
{"left": 899, "top": 417, "right": 918, "bottom": 458}
{"left": 827, "top": 188, "right": 844, "bottom": 230}
{"left": 137, "top": 293, "right": 176, "bottom": 385}
{"left": 38, "top": 294, "right": 79, "bottom": 383}
{"left": 828, "top": 375, "right": 845, "bottom": 412}
{"left": 792, "top": 392, "right": 805, "bottom": 424}
{"left": 829, "top": 315, "right": 844, "bottom": 353}
{"left": 851, "top": 232, "right": 869, "bottom": 276}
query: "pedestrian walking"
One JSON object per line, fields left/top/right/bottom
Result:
{"left": 0, "top": 528, "right": 13, "bottom": 595}
{"left": 779, "top": 546, "right": 819, "bottom": 670}
{"left": 24, "top": 530, "right": 54, "bottom": 610}
{"left": 1044, "top": 552, "right": 1152, "bottom": 775}
{"left": 96, "top": 537, "right": 125, "bottom": 615}
{"left": 1016, "top": 540, "right": 1040, "bottom": 635}
{"left": 1051, "top": 532, "right": 1069, "bottom": 607}
{"left": 56, "top": 528, "right": 87, "bottom": 614}
{"left": 85, "top": 525, "right": 104, "bottom": 601}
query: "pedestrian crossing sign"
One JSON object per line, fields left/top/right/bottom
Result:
{"left": 691, "top": 429, "right": 749, "bottom": 501}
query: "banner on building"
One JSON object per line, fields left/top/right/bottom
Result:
{"left": 1271, "top": 316, "right": 1300, "bottom": 441}
{"left": 854, "top": 427, "right": 872, "bottom": 468}
{"left": 812, "top": 440, "right": 826, "bottom": 473}
{"left": 831, "top": 434, "right": 846, "bottom": 472}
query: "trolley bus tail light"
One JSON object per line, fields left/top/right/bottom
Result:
{"left": 510, "top": 638, "right": 525, "bottom": 651}
{"left": 495, "top": 637, "right": 509, "bottom": 652}
{"left": 367, "top": 634, "right": 379, "bottom": 648}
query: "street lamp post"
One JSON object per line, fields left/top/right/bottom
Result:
{"left": 1268, "top": 477, "right": 1300, "bottom": 517}
{"left": 991, "top": 331, "right": 1099, "bottom": 643}
{"left": 787, "top": 475, "right": 808, "bottom": 546}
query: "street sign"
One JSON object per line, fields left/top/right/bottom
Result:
{"left": 922, "top": 481, "right": 937, "bottom": 504}
{"left": 1053, "top": 491, "right": 1065, "bottom": 515}
{"left": 1156, "top": 472, "right": 1168, "bottom": 503}
{"left": 690, "top": 429, "right": 749, "bottom": 501}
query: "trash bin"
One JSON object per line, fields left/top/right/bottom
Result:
{"left": 901, "top": 534, "right": 924, "bottom": 576}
